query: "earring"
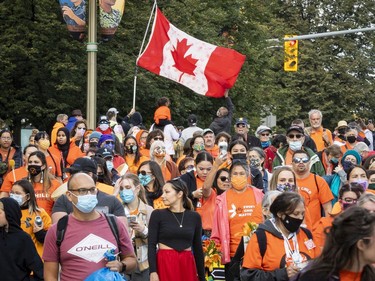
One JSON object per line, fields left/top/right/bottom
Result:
{"left": 40, "top": 171, "right": 44, "bottom": 184}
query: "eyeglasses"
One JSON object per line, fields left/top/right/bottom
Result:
{"left": 292, "top": 157, "right": 310, "bottom": 164}
{"left": 1, "top": 137, "right": 11, "bottom": 140}
{"left": 69, "top": 187, "right": 97, "bottom": 196}
{"left": 288, "top": 134, "right": 304, "bottom": 139}
{"left": 219, "top": 176, "right": 229, "bottom": 182}
{"left": 342, "top": 198, "right": 357, "bottom": 204}
{"left": 138, "top": 170, "right": 152, "bottom": 176}
{"left": 261, "top": 133, "right": 270, "bottom": 136}
{"left": 154, "top": 137, "right": 163, "bottom": 141}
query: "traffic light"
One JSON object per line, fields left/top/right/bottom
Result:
{"left": 284, "top": 35, "right": 298, "bottom": 72}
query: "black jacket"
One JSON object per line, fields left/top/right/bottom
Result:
{"left": 0, "top": 198, "right": 44, "bottom": 281}
{"left": 209, "top": 97, "right": 234, "bottom": 135}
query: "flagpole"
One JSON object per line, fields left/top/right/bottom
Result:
{"left": 132, "top": 0, "right": 157, "bottom": 109}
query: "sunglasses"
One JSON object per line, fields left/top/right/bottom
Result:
{"left": 138, "top": 170, "right": 152, "bottom": 176}
{"left": 292, "top": 157, "right": 310, "bottom": 164}
{"left": 105, "top": 141, "right": 114, "bottom": 144}
{"left": 261, "top": 133, "right": 270, "bottom": 136}
{"left": 288, "top": 133, "right": 304, "bottom": 139}
{"left": 219, "top": 176, "right": 229, "bottom": 182}
{"left": 154, "top": 137, "right": 163, "bottom": 141}
{"left": 236, "top": 124, "right": 246, "bottom": 128}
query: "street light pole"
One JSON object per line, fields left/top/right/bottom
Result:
{"left": 86, "top": 0, "right": 98, "bottom": 130}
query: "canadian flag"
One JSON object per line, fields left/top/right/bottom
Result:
{"left": 137, "top": 8, "right": 246, "bottom": 98}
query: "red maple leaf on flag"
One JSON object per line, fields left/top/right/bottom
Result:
{"left": 171, "top": 38, "right": 199, "bottom": 82}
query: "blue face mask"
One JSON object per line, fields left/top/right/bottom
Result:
{"left": 261, "top": 141, "right": 271, "bottom": 148}
{"left": 103, "top": 143, "right": 114, "bottom": 150}
{"left": 139, "top": 174, "right": 152, "bottom": 186}
{"left": 106, "top": 161, "right": 114, "bottom": 172}
{"left": 71, "top": 194, "right": 98, "bottom": 213}
{"left": 120, "top": 189, "right": 135, "bottom": 204}
{"left": 10, "top": 193, "right": 24, "bottom": 206}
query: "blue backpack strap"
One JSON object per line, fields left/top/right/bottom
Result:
{"left": 255, "top": 228, "right": 267, "bottom": 259}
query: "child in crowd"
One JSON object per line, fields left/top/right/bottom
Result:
{"left": 153, "top": 97, "right": 172, "bottom": 126}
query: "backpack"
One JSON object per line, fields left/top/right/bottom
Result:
{"left": 56, "top": 214, "right": 120, "bottom": 259}
{"left": 255, "top": 227, "right": 313, "bottom": 258}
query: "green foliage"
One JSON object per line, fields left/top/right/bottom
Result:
{"left": 0, "top": 0, "right": 374, "bottom": 136}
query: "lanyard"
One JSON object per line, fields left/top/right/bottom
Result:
{"left": 271, "top": 219, "right": 302, "bottom": 264}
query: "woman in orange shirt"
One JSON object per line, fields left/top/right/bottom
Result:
{"left": 150, "top": 140, "right": 179, "bottom": 181}
{"left": 27, "top": 151, "right": 61, "bottom": 215}
{"left": 297, "top": 207, "right": 375, "bottom": 281}
{"left": 241, "top": 192, "right": 318, "bottom": 281}
{"left": 117, "top": 135, "right": 148, "bottom": 175}
{"left": 49, "top": 127, "right": 84, "bottom": 179}
{"left": 211, "top": 161, "right": 264, "bottom": 281}
{"left": 137, "top": 161, "right": 166, "bottom": 209}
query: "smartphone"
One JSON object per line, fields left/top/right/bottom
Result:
{"left": 127, "top": 215, "right": 137, "bottom": 224}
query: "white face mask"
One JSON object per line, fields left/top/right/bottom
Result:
{"left": 10, "top": 193, "right": 25, "bottom": 206}
{"left": 99, "top": 124, "right": 109, "bottom": 131}
{"left": 289, "top": 141, "right": 302, "bottom": 151}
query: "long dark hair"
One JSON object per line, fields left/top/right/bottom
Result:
{"left": 213, "top": 168, "right": 229, "bottom": 195}
{"left": 28, "top": 151, "right": 53, "bottom": 192}
{"left": 167, "top": 178, "right": 194, "bottom": 210}
{"left": 93, "top": 156, "right": 112, "bottom": 185}
{"left": 124, "top": 135, "right": 141, "bottom": 164}
{"left": 12, "top": 179, "right": 40, "bottom": 215}
{"left": 138, "top": 160, "right": 165, "bottom": 192}
{"left": 301, "top": 207, "right": 375, "bottom": 279}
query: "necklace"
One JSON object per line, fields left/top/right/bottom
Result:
{"left": 170, "top": 210, "right": 185, "bottom": 228}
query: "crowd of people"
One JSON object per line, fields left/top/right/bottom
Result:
{"left": 0, "top": 97, "right": 375, "bottom": 281}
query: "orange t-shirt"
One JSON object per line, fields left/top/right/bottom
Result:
{"left": 242, "top": 227, "right": 318, "bottom": 271}
{"left": 205, "top": 145, "right": 220, "bottom": 159}
{"left": 33, "top": 179, "right": 61, "bottom": 216}
{"left": 297, "top": 174, "right": 334, "bottom": 226}
{"left": 310, "top": 127, "right": 333, "bottom": 152}
{"left": 226, "top": 188, "right": 263, "bottom": 257}
{"left": 1, "top": 166, "right": 28, "bottom": 192}
{"left": 125, "top": 155, "right": 149, "bottom": 174}
{"left": 312, "top": 215, "right": 334, "bottom": 253}
{"left": 195, "top": 176, "right": 216, "bottom": 231}
{"left": 46, "top": 151, "right": 62, "bottom": 177}
{"left": 154, "top": 106, "right": 171, "bottom": 124}
{"left": 340, "top": 270, "right": 362, "bottom": 281}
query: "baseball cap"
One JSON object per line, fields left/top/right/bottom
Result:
{"left": 202, "top": 128, "right": 214, "bottom": 136}
{"left": 286, "top": 125, "right": 304, "bottom": 135}
{"left": 187, "top": 114, "right": 197, "bottom": 126}
{"left": 235, "top": 118, "right": 248, "bottom": 125}
{"left": 96, "top": 147, "right": 114, "bottom": 159}
{"left": 98, "top": 116, "right": 110, "bottom": 124}
{"left": 65, "top": 157, "right": 97, "bottom": 174}
{"left": 107, "top": 107, "right": 119, "bottom": 114}
{"left": 256, "top": 125, "right": 272, "bottom": 136}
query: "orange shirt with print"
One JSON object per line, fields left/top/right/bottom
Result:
{"left": 153, "top": 196, "right": 167, "bottom": 209}
{"left": 33, "top": 179, "right": 60, "bottom": 216}
{"left": 309, "top": 127, "right": 333, "bottom": 152}
{"left": 1, "top": 166, "right": 28, "bottom": 192}
{"left": 226, "top": 188, "right": 263, "bottom": 257}
{"left": 242, "top": 227, "right": 318, "bottom": 271}
{"left": 297, "top": 173, "right": 334, "bottom": 226}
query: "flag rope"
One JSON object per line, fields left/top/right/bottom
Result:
{"left": 132, "top": 0, "right": 157, "bottom": 109}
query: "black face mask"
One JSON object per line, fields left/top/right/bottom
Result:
{"left": 338, "top": 128, "right": 347, "bottom": 135}
{"left": 90, "top": 141, "right": 98, "bottom": 148}
{"left": 97, "top": 174, "right": 104, "bottom": 183}
{"left": 28, "top": 165, "right": 42, "bottom": 176}
{"left": 232, "top": 153, "right": 247, "bottom": 164}
{"left": 281, "top": 214, "right": 303, "bottom": 233}
{"left": 346, "top": 136, "right": 357, "bottom": 144}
